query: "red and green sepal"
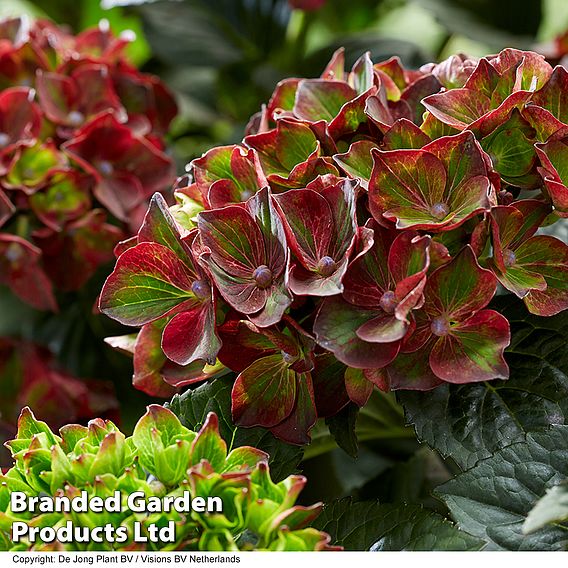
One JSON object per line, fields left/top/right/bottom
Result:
{"left": 99, "top": 193, "right": 221, "bottom": 366}
{"left": 393, "top": 246, "right": 510, "bottom": 388}
{"left": 273, "top": 178, "right": 358, "bottom": 296}
{"left": 198, "top": 187, "right": 292, "bottom": 327}
{"left": 368, "top": 131, "right": 492, "bottom": 231}
{"left": 488, "top": 199, "right": 568, "bottom": 316}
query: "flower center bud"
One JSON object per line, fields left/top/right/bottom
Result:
{"left": 281, "top": 351, "right": 296, "bottom": 365}
{"left": 498, "top": 190, "right": 513, "bottom": 206}
{"left": 430, "top": 202, "right": 449, "bottom": 220}
{"left": 316, "top": 255, "right": 336, "bottom": 277}
{"left": 5, "top": 243, "right": 23, "bottom": 263}
{"left": 253, "top": 265, "right": 273, "bottom": 289}
{"left": 0, "top": 132, "right": 10, "bottom": 148}
{"left": 98, "top": 160, "right": 114, "bottom": 177}
{"left": 502, "top": 248, "right": 516, "bottom": 268}
{"left": 191, "top": 279, "right": 210, "bottom": 300}
{"left": 23, "top": 167, "right": 36, "bottom": 179}
{"left": 379, "top": 290, "right": 397, "bottom": 314}
{"left": 67, "top": 110, "right": 85, "bottom": 126}
{"left": 430, "top": 316, "right": 451, "bottom": 337}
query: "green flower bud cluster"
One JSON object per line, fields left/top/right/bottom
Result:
{"left": 0, "top": 406, "right": 334, "bottom": 551}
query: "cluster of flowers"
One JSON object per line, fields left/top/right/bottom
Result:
{"left": 100, "top": 48, "right": 568, "bottom": 444}
{"left": 0, "top": 338, "right": 118, "bottom": 455}
{"left": 0, "top": 16, "right": 176, "bottom": 311}
{"left": 0, "top": 406, "right": 334, "bottom": 551}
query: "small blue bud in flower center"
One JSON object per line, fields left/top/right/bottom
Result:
{"left": 253, "top": 265, "right": 273, "bottom": 289}
{"left": 191, "top": 279, "right": 210, "bottom": 300}
{"left": 98, "top": 161, "right": 114, "bottom": 177}
{"left": 67, "top": 110, "right": 84, "bottom": 126}
{"left": 0, "top": 133, "right": 10, "bottom": 148}
{"left": 503, "top": 248, "right": 516, "bottom": 268}
{"left": 430, "top": 202, "right": 449, "bottom": 220}
{"left": 281, "top": 351, "right": 296, "bottom": 365}
{"left": 430, "top": 316, "right": 450, "bottom": 337}
{"left": 5, "top": 243, "right": 23, "bottom": 263}
{"left": 317, "top": 255, "right": 336, "bottom": 277}
{"left": 379, "top": 290, "right": 397, "bottom": 314}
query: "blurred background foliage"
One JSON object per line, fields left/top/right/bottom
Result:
{"left": 1, "top": 0, "right": 568, "bottom": 498}
{"left": 2, "top": 0, "right": 567, "bottom": 171}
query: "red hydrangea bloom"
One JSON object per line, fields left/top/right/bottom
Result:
{"left": 0, "top": 17, "right": 177, "bottom": 311}
{"left": 0, "top": 338, "right": 119, "bottom": 456}
{"left": 101, "top": 47, "right": 568, "bottom": 445}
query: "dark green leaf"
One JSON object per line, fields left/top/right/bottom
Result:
{"left": 437, "top": 426, "right": 568, "bottom": 550}
{"left": 325, "top": 403, "right": 359, "bottom": 458}
{"left": 312, "top": 498, "right": 485, "bottom": 551}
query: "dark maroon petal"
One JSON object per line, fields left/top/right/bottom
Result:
{"left": 0, "top": 234, "right": 57, "bottom": 311}
{"left": 399, "top": 73, "right": 442, "bottom": 125}
{"left": 217, "top": 316, "right": 278, "bottom": 372}
{"left": 383, "top": 346, "right": 444, "bottom": 391}
{"left": 62, "top": 112, "right": 175, "bottom": 212}
{"left": 342, "top": 221, "right": 395, "bottom": 307}
{"left": 314, "top": 296, "right": 399, "bottom": 369}
{"left": 198, "top": 205, "right": 266, "bottom": 278}
{"left": 311, "top": 353, "right": 350, "bottom": 417}
{"left": 33, "top": 210, "right": 123, "bottom": 291}
{"left": 0, "top": 189, "right": 15, "bottom": 227}
{"left": 269, "top": 374, "right": 317, "bottom": 445}
{"left": 132, "top": 321, "right": 178, "bottom": 398}
{"left": 36, "top": 64, "right": 124, "bottom": 127}
{"left": 198, "top": 188, "right": 291, "bottom": 321}
{"left": 273, "top": 188, "right": 334, "bottom": 269}
{"left": 161, "top": 302, "right": 221, "bottom": 366}
{"left": 0, "top": 87, "right": 42, "bottom": 154}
